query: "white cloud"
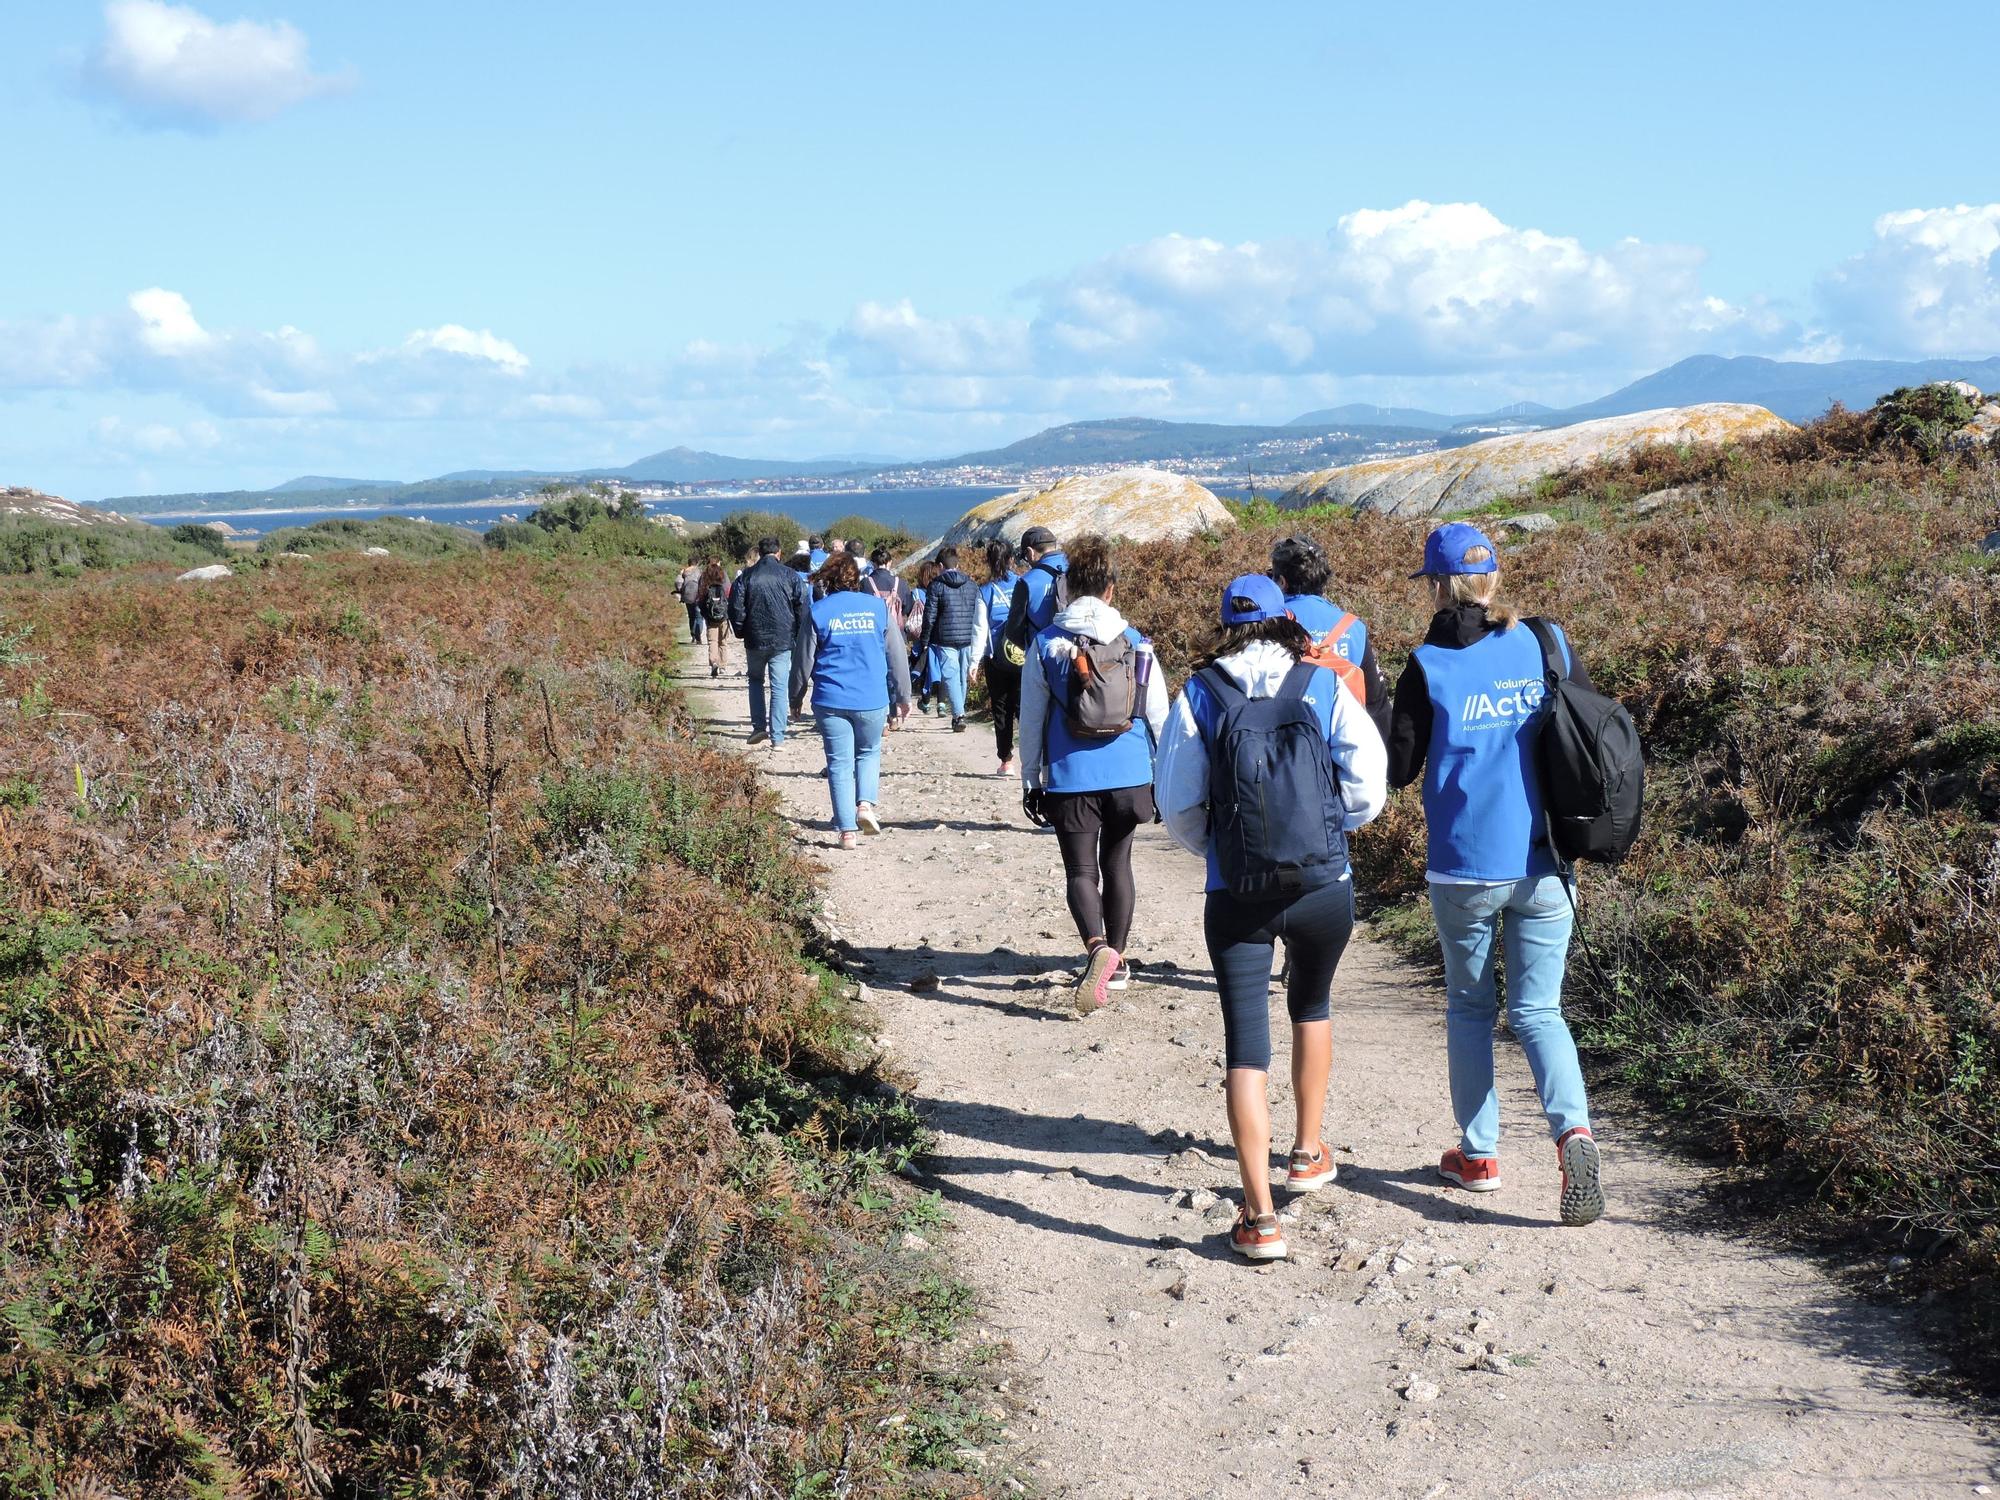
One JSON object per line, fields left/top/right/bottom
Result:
{"left": 399, "top": 325, "right": 531, "bottom": 373}
{"left": 129, "top": 287, "right": 210, "bottom": 353}
{"left": 1819, "top": 204, "right": 2000, "bottom": 357}
{"left": 83, "top": 0, "right": 351, "bottom": 128}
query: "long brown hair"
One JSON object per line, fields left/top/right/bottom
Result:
{"left": 1193, "top": 616, "right": 1313, "bottom": 670}
{"left": 818, "top": 553, "right": 863, "bottom": 594}
{"left": 701, "top": 559, "right": 725, "bottom": 589}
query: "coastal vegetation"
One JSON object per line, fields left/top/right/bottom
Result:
{"left": 255, "top": 514, "right": 484, "bottom": 558}
{"left": 0, "top": 555, "right": 992, "bottom": 1494}
{"left": 1120, "top": 399, "right": 2000, "bottom": 1372}
{"left": 0, "top": 514, "right": 220, "bottom": 576}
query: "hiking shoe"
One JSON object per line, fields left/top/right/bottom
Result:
{"left": 710, "top": 665, "right": 720, "bottom": 679}
{"left": 1438, "top": 1148, "right": 1502, "bottom": 1193}
{"left": 856, "top": 802, "right": 882, "bottom": 836}
{"left": 837, "top": 831, "right": 858, "bottom": 850}
{"left": 1229, "top": 1210, "right": 1287, "bottom": 1262}
{"left": 951, "top": 716, "right": 966, "bottom": 733}
{"left": 1286, "top": 1142, "right": 1337, "bottom": 1194}
{"left": 1105, "top": 962, "right": 1135, "bottom": 991}
{"left": 996, "top": 758, "right": 1015, "bottom": 777}
{"left": 1075, "top": 945, "right": 1120, "bottom": 1015}
{"left": 747, "top": 730, "right": 769, "bottom": 746}
{"left": 1557, "top": 1127, "right": 1604, "bottom": 1226}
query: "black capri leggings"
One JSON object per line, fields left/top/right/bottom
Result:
{"left": 1204, "top": 878, "right": 1356, "bottom": 1071}
{"left": 1046, "top": 784, "right": 1153, "bottom": 953}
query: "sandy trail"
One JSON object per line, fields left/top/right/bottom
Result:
{"left": 688, "top": 664, "right": 1994, "bottom": 1499}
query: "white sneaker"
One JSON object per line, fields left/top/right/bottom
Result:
{"left": 856, "top": 802, "right": 881, "bottom": 836}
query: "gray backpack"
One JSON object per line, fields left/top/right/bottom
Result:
{"left": 1061, "top": 630, "right": 1139, "bottom": 739}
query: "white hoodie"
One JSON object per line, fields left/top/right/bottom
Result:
{"left": 1018, "top": 597, "right": 1171, "bottom": 788}
{"left": 1153, "top": 638, "right": 1388, "bottom": 867}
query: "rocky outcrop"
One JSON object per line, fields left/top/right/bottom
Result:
{"left": 918, "top": 467, "right": 1232, "bottom": 560}
{"left": 0, "top": 487, "right": 132, "bottom": 528}
{"left": 176, "top": 564, "right": 233, "bottom": 583}
{"left": 1948, "top": 399, "right": 2000, "bottom": 452}
{"left": 1279, "top": 405, "right": 1793, "bottom": 517}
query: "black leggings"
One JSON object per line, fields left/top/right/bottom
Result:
{"left": 1204, "top": 879, "right": 1355, "bottom": 1071}
{"left": 986, "top": 657, "right": 1021, "bottom": 762}
{"left": 1047, "top": 786, "right": 1151, "bottom": 953}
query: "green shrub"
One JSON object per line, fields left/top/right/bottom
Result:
{"left": 0, "top": 516, "right": 209, "bottom": 575}
{"left": 482, "top": 520, "right": 545, "bottom": 552}
{"left": 255, "top": 515, "right": 482, "bottom": 558}
{"left": 710, "top": 509, "right": 806, "bottom": 561}
{"left": 167, "top": 522, "right": 231, "bottom": 556}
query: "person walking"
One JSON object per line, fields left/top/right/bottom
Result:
{"left": 1002, "top": 525, "right": 1068, "bottom": 649}
{"left": 700, "top": 559, "right": 732, "bottom": 678}
{"left": 1154, "top": 574, "right": 1386, "bottom": 1261}
{"left": 1386, "top": 522, "right": 1605, "bottom": 1228}
{"left": 1018, "top": 535, "right": 1167, "bottom": 1013}
{"left": 804, "top": 554, "right": 913, "bottom": 849}
{"left": 1269, "top": 533, "right": 1391, "bottom": 741}
{"left": 919, "top": 546, "right": 980, "bottom": 732}
{"left": 677, "top": 560, "right": 707, "bottom": 645}
{"left": 728, "top": 535, "right": 812, "bottom": 748}
{"left": 972, "top": 538, "right": 1022, "bottom": 774}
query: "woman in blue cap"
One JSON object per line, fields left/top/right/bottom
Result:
{"left": 1154, "top": 573, "right": 1386, "bottom": 1261}
{"left": 1386, "top": 522, "right": 1605, "bottom": 1227}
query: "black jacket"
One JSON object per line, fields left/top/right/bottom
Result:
{"left": 728, "top": 555, "right": 810, "bottom": 655}
{"left": 1386, "top": 604, "right": 1594, "bottom": 790}
{"left": 921, "top": 569, "right": 979, "bottom": 650}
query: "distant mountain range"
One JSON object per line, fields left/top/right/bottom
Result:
{"left": 91, "top": 353, "right": 1998, "bottom": 515}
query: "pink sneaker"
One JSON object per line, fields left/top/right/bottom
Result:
{"left": 1074, "top": 944, "right": 1120, "bottom": 1015}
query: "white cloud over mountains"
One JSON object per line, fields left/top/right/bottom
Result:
{"left": 82, "top": 1, "right": 351, "bottom": 128}
{"left": 5, "top": 200, "right": 1997, "bottom": 485}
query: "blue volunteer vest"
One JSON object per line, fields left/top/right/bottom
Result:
{"left": 1285, "top": 593, "right": 1367, "bottom": 665}
{"left": 1184, "top": 663, "right": 1346, "bottom": 894}
{"left": 1412, "top": 622, "right": 1570, "bottom": 882}
{"left": 810, "top": 592, "right": 894, "bottom": 712}
{"left": 980, "top": 580, "right": 1013, "bottom": 656}
{"left": 1036, "top": 625, "right": 1154, "bottom": 793}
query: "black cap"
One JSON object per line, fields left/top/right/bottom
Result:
{"left": 1021, "top": 525, "right": 1058, "bottom": 550}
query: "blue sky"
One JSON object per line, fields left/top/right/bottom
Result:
{"left": 4, "top": 1, "right": 1998, "bottom": 500}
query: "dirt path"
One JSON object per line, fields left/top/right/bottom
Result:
{"left": 688, "top": 665, "right": 1995, "bottom": 1499}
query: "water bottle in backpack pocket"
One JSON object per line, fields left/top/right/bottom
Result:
{"left": 1199, "top": 661, "right": 1348, "bottom": 897}
{"left": 1063, "top": 631, "right": 1140, "bottom": 738}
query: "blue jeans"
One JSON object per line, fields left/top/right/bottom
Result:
{"left": 935, "top": 644, "right": 972, "bottom": 717}
{"left": 745, "top": 646, "right": 791, "bottom": 743}
{"left": 1429, "top": 875, "right": 1590, "bottom": 1157}
{"left": 815, "top": 706, "right": 887, "bottom": 831}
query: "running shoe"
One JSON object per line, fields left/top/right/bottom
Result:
{"left": 1105, "top": 962, "right": 1135, "bottom": 991}
{"left": 996, "top": 759, "right": 1015, "bottom": 777}
{"left": 856, "top": 802, "right": 882, "bottom": 836}
{"left": 1229, "top": 1210, "right": 1287, "bottom": 1262}
{"left": 747, "top": 730, "right": 769, "bottom": 746}
{"left": 837, "top": 831, "right": 857, "bottom": 850}
{"left": 1286, "top": 1142, "right": 1337, "bottom": 1193}
{"left": 1557, "top": 1127, "right": 1604, "bottom": 1226}
{"left": 1438, "top": 1147, "right": 1502, "bottom": 1192}
{"left": 1074, "top": 944, "right": 1120, "bottom": 1015}
{"left": 951, "top": 716, "right": 965, "bottom": 733}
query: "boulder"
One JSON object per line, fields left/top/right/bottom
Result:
{"left": 1629, "top": 484, "right": 1705, "bottom": 517}
{"left": 1280, "top": 404, "right": 1793, "bottom": 517}
{"left": 363, "top": 546, "right": 392, "bottom": 556}
{"left": 201, "top": 520, "right": 244, "bottom": 538}
{"left": 1947, "top": 400, "right": 2000, "bottom": 452}
{"left": 917, "top": 467, "right": 1232, "bottom": 561}
{"left": 176, "top": 563, "right": 233, "bottom": 583}
{"left": 1497, "top": 512, "right": 1559, "bottom": 534}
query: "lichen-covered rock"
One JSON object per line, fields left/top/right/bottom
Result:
{"left": 0, "top": 486, "right": 134, "bottom": 528}
{"left": 1947, "top": 401, "right": 2000, "bottom": 452}
{"left": 175, "top": 563, "right": 233, "bottom": 583}
{"left": 917, "top": 467, "right": 1233, "bottom": 560}
{"left": 1280, "top": 405, "right": 1793, "bottom": 517}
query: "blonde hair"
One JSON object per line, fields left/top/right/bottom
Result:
{"left": 1434, "top": 547, "right": 1519, "bottom": 629}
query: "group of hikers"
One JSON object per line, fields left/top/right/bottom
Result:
{"left": 695, "top": 519, "right": 1617, "bottom": 1258}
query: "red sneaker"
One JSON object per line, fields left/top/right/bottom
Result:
{"left": 1286, "top": 1142, "right": 1337, "bottom": 1194}
{"left": 1229, "top": 1210, "right": 1287, "bottom": 1262}
{"left": 1438, "top": 1147, "right": 1502, "bottom": 1192}
{"left": 1557, "top": 1127, "right": 1604, "bottom": 1226}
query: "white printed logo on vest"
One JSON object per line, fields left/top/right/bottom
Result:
{"left": 1459, "top": 675, "right": 1544, "bottom": 730}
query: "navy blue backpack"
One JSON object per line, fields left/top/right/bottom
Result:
{"left": 1199, "top": 661, "right": 1348, "bottom": 897}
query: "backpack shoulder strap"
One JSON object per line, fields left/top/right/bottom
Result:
{"left": 1523, "top": 617, "right": 1566, "bottom": 684}
{"left": 1197, "top": 664, "right": 1247, "bottom": 711}
{"left": 1276, "top": 659, "right": 1320, "bottom": 701}
{"left": 1328, "top": 611, "right": 1357, "bottom": 646}
{"left": 1034, "top": 560, "right": 1062, "bottom": 580}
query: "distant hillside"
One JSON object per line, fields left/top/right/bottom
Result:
{"left": 603, "top": 447, "right": 866, "bottom": 483}
{"left": 1288, "top": 400, "right": 1557, "bottom": 431}
{"left": 102, "top": 477, "right": 521, "bottom": 516}
{"left": 270, "top": 475, "right": 401, "bottom": 493}
{"left": 1555, "top": 354, "right": 2000, "bottom": 424}
{"left": 932, "top": 417, "right": 1437, "bottom": 471}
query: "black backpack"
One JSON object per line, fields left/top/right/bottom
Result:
{"left": 1198, "top": 661, "right": 1348, "bottom": 898}
{"left": 1000, "top": 560, "right": 1067, "bottom": 665}
{"left": 1525, "top": 618, "right": 1644, "bottom": 866}
{"left": 703, "top": 583, "right": 728, "bottom": 623}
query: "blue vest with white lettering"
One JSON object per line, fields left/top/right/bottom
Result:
{"left": 810, "top": 592, "right": 894, "bottom": 711}
{"left": 1412, "top": 622, "right": 1571, "bottom": 882}
{"left": 1285, "top": 594, "right": 1367, "bottom": 665}
{"left": 1182, "top": 663, "right": 1345, "bottom": 894}
{"left": 1036, "top": 625, "right": 1154, "bottom": 793}
{"left": 979, "top": 580, "right": 1013, "bottom": 656}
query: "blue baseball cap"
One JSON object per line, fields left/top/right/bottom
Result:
{"left": 1412, "top": 522, "right": 1501, "bottom": 580}
{"left": 1220, "top": 573, "right": 1287, "bottom": 624}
